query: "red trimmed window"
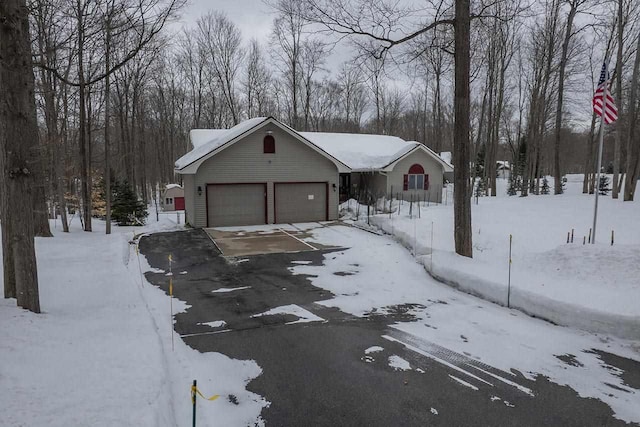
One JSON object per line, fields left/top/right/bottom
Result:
{"left": 263, "top": 135, "right": 275, "bottom": 153}
{"left": 403, "top": 164, "right": 429, "bottom": 190}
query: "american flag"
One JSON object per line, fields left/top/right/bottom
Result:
{"left": 592, "top": 62, "right": 618, "bottom": 124}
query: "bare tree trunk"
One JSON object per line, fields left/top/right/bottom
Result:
{"left": 0, "top": 0, "right": 41, "bottom": 312}
{"left": 612, "top": 0, "right": 624, "bottom": 198}
{"left": 454, "top": 0, "right": 472, "bottom": 258}
{"left": 77, "top": 0, "right": 92, "bottom": 232}
{"left": 553, "top": 0, "right": 579, "bottom": 195}
{"left": 105, "top": 8, "right": 112, "bottom": 234}
{"left": 583, "top": 114, "right": 597, "bottom": 194}
{"left": 623, "top": 29, "right": 640, "bottom": 201}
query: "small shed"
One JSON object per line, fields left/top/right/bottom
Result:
{"left": 162, "top": 184, "right": 184, "bottom": 211}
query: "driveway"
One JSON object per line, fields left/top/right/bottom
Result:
{"left": 139, "top": 225, "right": 640, "bottom": 426}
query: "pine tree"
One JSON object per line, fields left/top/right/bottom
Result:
{"left": 541, "top": 176, "right": 550, "bottom": 194}
{"left": 474, "top": 177, "right": 486, "bottom": 198}
{"left": 111, "top": 180, "right": 148, "bottom": 226}
{"left": 507, "top": 177, "right": 517, "bottom": 196}
{"left": 598, "top": 175, "right": 611, "bottom": 195}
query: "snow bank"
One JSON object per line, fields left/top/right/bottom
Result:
{"left": 0, "top": 216, "right": 267, "bottom": 426}
{"left": 343, "top": 176, "right": 640, "bottom": 341}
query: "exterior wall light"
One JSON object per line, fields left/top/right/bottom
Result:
{"left": 197, "top": 186, "right": 203, "bottom": 196}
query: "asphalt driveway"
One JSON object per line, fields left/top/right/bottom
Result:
{"left": 139, "top": 227, "right": 637, "bottom": 426}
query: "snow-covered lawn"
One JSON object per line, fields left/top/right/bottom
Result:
{"left": 0, "top": 218, "right": 266, "bottom": 427}
{"left": 342, "top": 175, "right": 640, "bottom": 340}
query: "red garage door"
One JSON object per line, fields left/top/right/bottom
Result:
{"left": 174, "top": 197, "right": 185, "bottom": 210}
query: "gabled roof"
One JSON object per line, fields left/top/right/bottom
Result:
{"left": 177, "top": 117, "right": 268, "bottom": 172}
{"left": 392, "top": 142, "right": 454, "bottom": 173}
{"left": 165, "top": 183, "right": 182, "bottom": 190}
{"left": 175, "top": 117, "right": 350, "bottom": 174}
{"left": 176, "top": 117, "right": 452, "bottom": 175}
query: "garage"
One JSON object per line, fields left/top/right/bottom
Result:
{"left": 275, "top": 182, "right": 327, "bottom": 224}
{"left": 207, "top": 183, "right": 266, "bottom": 227}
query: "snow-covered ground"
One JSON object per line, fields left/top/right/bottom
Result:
{"left": 0, "top": 216, "right": 266, "bottom": 427}
{"left": 2, "top": 175, "right": 639, "bottom": 425}
{"left": 288, "top": 224, "right": 640, "bottom": 423}
{"left": 341, "top": 175, "right": 640, "bottom": 340}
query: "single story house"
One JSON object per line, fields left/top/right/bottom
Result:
{"left": 175, "top": 117, "right": 453, "bottom": 227}
{"left": 162, "top": 184, "right": 184, "bottom": 211}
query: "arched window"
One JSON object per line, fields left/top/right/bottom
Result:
{"left": 263, "top": 135, "right": 275, "bottom": 153}
{"left": 404, "top": 164, "right": 429, "bottom": 190}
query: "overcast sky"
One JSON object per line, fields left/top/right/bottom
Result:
{"left": 178, "top": 0, "right": 275, "bottom": 42}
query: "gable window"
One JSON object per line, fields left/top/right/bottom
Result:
{"left": 263, "top": 135, "right": 275, "bottom": 153}
{"left": 403, "top": 164, "right": 429, "bottom": 190}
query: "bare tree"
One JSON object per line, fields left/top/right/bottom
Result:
{"left": 291, "top": 0, "right": 496, "bottom": 256}
{"left": 1, "top": 0, "right": 42, "bottom": 312}
{"left": 271, "top": 0, "right": 307, "bottom": 128}
{"left": 196, "top": 12, "right": 244, "bottom": 125}
{"left": 552, "top": 0, "right": 588, "bottom": 195}
{"left": 623, "top": 30, "right": 640, "bottom": 200}
{"left": 244, "top": 39, "right": 271, "bottom": 118}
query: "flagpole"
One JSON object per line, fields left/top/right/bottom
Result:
{"left": 592, "top": 72, "right": 608, "bottom": 245}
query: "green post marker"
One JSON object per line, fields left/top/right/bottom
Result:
{"left": 192, "top": 379, "right": 197, "bottom": 427}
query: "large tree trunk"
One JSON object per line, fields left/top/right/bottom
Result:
{"left": 77, "top": 0, "right": 91, "bottom": 232}
{"left": 0, "top": 0, "right": 41, "bottom": 312}
{"left": 454, "top": 0, "right": 473, "bottom": 258}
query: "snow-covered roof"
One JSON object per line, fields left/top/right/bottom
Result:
{"left": 497, "top": 160, "right": 511, "bottom": 169}
{"left": 165, "top": 183, "right": 182, "bottom": 190}
{"left": 440, "top": 151, "right": 452, "bottom": 164}
{"left": 177, "top": 117, "right": 268, "bottom": 171}
{"left": 190, "top": 129, "right": 228, "bottom": 148}
{"left": 299, "top": 132, "right": 417, "bottom": 171}
{"left": 176, "top": 117, "right": 452, "bottom": 174}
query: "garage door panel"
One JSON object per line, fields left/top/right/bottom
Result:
{"left": 275, "top": 183, "right": 326, "bottom": 224}
{"left": 207, "top": 184, "right": 266, "bottom": 227}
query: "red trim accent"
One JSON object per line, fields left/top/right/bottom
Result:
{"left": 425, "top": 174, "right": 430, "bottom": 190}
{"left": 273, "top": 182, "right": 329, "bottom": 223}
{"left": 409, "top": 164, "right": 425, "bottom": 174}
{"left": 403, "top": 174, "right": 408, "bottom": 191}
{"left": 205, "top": 183, "right": 268, "bottom": 227}
{"left": 263, "top": 135, "right": 275, "bottom": 153}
